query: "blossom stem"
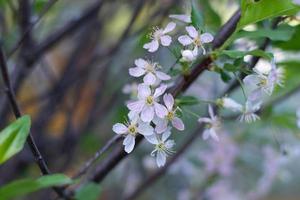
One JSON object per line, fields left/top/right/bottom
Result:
{"left": 233, "top": 72, "right": 247, "bottom": 101}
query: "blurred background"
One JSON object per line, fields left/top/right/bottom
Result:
{"left": 0, "top": 0, "right": 300, "bottom": 199}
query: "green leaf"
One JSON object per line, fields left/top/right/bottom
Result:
{"left": 224, "top": 63, "right": 239, "bottom": 72}
{"left": 176, "top": 96, "right": 199, "bottom": 106}
{"left": 235, "top": 25, "right": 295, "bottom": 41}
{"left": 220, "top": 69, "right": 232, "bottom": 82}
{"left": 198, "top": 0, "right": 221, "bottom": 31}
{"left": 274, "top": 25, "right": 300, "bottom": 51}
{"left": 0, "top": 115, "right": 31, "bottom": 164}
{"left": 0, "top": 174, "right": 73, "bottom": 200}
{"left": 75, "top": 183, "right": 101, "bottom": 200}
{"left": 191, "top": 2, "right": 204, "bottom": 31}
{"left": 239, "top": 0, "right": 299, "bottom": 28}
{"left": 220, "top": 49, "right": 273, "bottom": 60}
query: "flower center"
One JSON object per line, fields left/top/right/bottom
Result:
{"left": 145, "top": 63, "right": 155, "bottom": 73}
{"left": 205, "top": 123, "right": 212, "bottom": 129}
{"left": 194, "top": 36, "right": 201, "bottom": 46}
{"left": 146, "top": 96, "right": 154, "bottom": 105}
{"left": 156, "top": 142, "right": 165, "bottom": 151}
{"left": 166, "top": 111, "right": 174, "bottom": 120}
{"left": 259, "top": 78, "right": 267, "bottom": 87}
{"left": 153, "top": 29, "right": 163, "bottom": 40}
{"left": 128, "top": 124, "right": 137, "bottom": 135}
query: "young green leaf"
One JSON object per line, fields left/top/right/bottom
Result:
{"left": 221, "top": 49, "right": 273, "bottom": 60}
{"left": 198, "top": 0, "right": 221, "bottom": 31}
{"left": 239, "top": 0, "right": 299, "bottom": 28}
{"left": 176, "top": 96, "right": 200, "bottom": 106}
{"left": 234, "top": 25, "right": 295, "bottom": 41}
{"left": 0, "top": 115, "right": 31, "bottom": 164}
{"left": 75, "top": 183, "right": 102, "bottom": 200}
{"left": 191, "top": 2, "right": 204, "bottom": 31}
{"left": 274, "top": 25, "right": 300, "bottom": 51}
{"left": 0, "top": 174, "right": 73, "bottom": 200}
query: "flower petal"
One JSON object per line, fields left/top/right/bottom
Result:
{"left": 186, "top": 26, "right": 198, "bottom": 38}
{"left": 154, "top": 103, "right": 168, "bottom": 118}
{"left": 162, "top": 129, "right": 172, "bottom": 141}
{"left": 163, "top": 93, "right": 174, "bottom": 110}
{"left": 141, "top": 106, "right": 155, "bottom": 122}
{"left": 200, "top": 33, "right": 214, "bottom": 43}
{"left": 127, "top": 100, "right": 144, "bottom": 113}
{"left": 135, "top": 58, "right": 147, "bottom": 68}
{"left": 165, "top": 140, "right": 175, "bottom": 149}
{"left": 143, "top": 40, "right": 159, "bottom": 52}
{"left": 138, "top": 122, "right": 154, "bottom": 136}
{"left": 208, "top": 104, "right": 215, "bottom": 119}
{"left": 202, "top": 129, "right": 210, "bottom": 140}
{"left": 172, "top": 117, "right": 185, "bottom": 131}
{"left": 137, "top": 84, "right": 151, "bottom": 99}
{"left": 163, "top": 22, "right": 176, "bottom": 34}
{"left": 210, "top": 128, "right": 219, "bottom": 141}
{"left": 123, "top": 135, "right": 135, "bottom": 153}
{"left": 155, "top": 119, "right": 168, "bottom": 134}
{"left": 169, "top": 14, "right": 191, "bottom": 23}
{"left": 129, "top": 67, "right": 145, "bottom": 77}
{"left": 181, "top": 50, "right": 196, "bottom": 62}
{"left": 160, "top": 35, "right": 172, "bottom": 46}
{"left": 112, "top": 123, "right": 127, "bottom": 134}
{"left": 153, "top": 84, "right": 167, "bottom": 98}
{"left": 178, "top": 35, "right": 193, "bottom": 46}
{"left": 156, "top": 71, "right": 171, "bottom": 81}
{"left": 243, "top": 74, "right": 259, "bottom": 86}
{"left": 222, "top": 97, "right": 243, "bottom": 112}
{"left": 145, "top": 134, "right": 159, "bottom": 144}
{"left": 143, "top": 72, "right": 156, "bottom": 85}
{"left": 198, "top": 117, "right": 212, "bottom": 124}
{"left": 156, "top": 151, "right": 167, "bottom": 167}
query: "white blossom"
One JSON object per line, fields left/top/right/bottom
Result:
{"left": 198, "top": 105, "right": 221, "bottom": 141}
{"left": 127, "top": 84, "right": 168, "bottom": 122}
{"left": 146, "top": 130, "right": 175, "bottom": 167}
{"left": 143, "top": 22, "right": 176, "bottom": 52}
{"left": 180, "top": 49, "right": 198, "bottom": 62}
{"left": 153, "top": 93, "right": 185, "bottom": 133}
{"left": 169, "top": 14, "right": 191, "bottom": 23}
{"left": 238, "top": 100, "right": 261, "bottom": 123}
{"left": 217, "top": 97, "right": 243, "bottom": 112}
{"left": 178, "top": 25, "right": 214, "bottom": 55}
{"left": 129, "top": 58, "right": 171, "bottom": 85}
{"left": 243, "top": 61, "right": 284, "bottom": 102}
{"left": 112, "top": 115, "right": 154, "bottom": 153}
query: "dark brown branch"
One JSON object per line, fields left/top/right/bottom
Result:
{"left": 28, "top": 0, "right": 106, "bottom": 65}
{"left": 7, "top": 0, "right": 60, "bottom": 58}
{"left": 0, "top": 45, "right": 67, "bottom": 199}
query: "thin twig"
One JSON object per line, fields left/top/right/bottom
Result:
{"left": 0, "top": 45, "right": 68, "bottom": 199}
{"left": 7, "top": 0, "right": 60, "bottom": 58}
{"left": 73, "top": 135, "right": 122, "bottom": 179}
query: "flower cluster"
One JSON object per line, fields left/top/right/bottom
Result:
{"left": 113, "top": 11, "right": 286, "bottom": 167}
{"left": 114, "top": 16, "right": 219, "bottom": 167}
{"left": 199, "top": 60, "right": 285, "bottom": 141}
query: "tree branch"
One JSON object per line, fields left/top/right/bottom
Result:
{"left": 0, "top": 45, "right": 68, "bottom": 199}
